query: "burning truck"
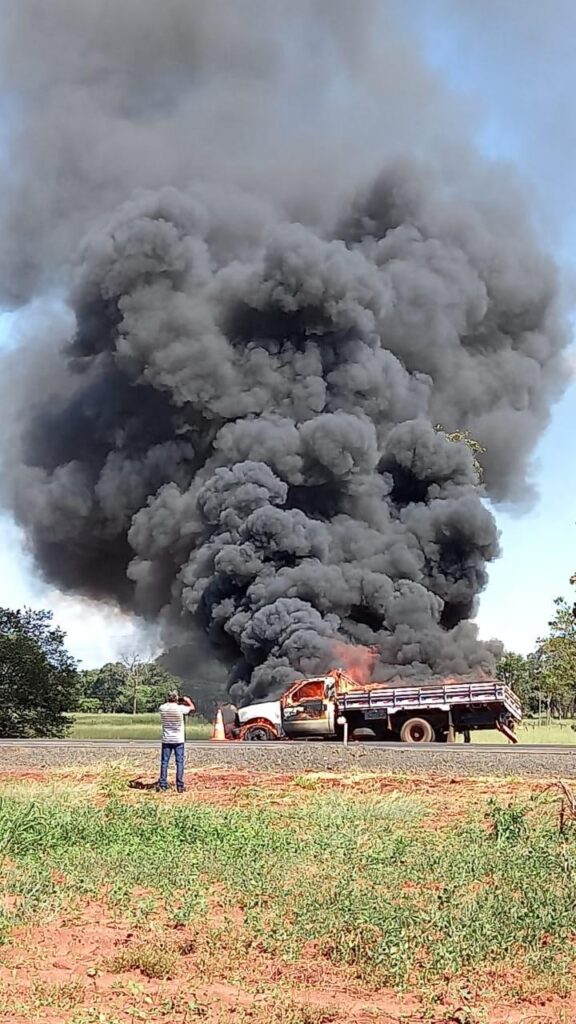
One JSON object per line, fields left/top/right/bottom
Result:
{"left": 223, "top": 670, "right": 522, "bottom": 743}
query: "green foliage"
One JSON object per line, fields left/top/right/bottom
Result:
{"left": 498, "top": 593, "right": 576, "bottom": 719}
{"left": 496, "top": 650, "right": 541, "bottom": 714}
{"left": 486, "top": 799, "right": 527, "bottom": 842}
{"left": 75, "top": 696, "right": 101, "bottom": 714}
{"left": 127, "top": 663, "right": 184, "bottom": 715}
{"left": 77, "top": 647, "right": 227, "bottom": 718}
{"left": 0, "top": 785, "right": 573, "bottom": 996}
{"left": 0, "top": 607, "right": 78, "bottom": 737}
{"left": 77, "top": 661, "right": 182, "bottom": 715}
{"left": 535, "top": 597, "right": 576, "bottom": 716}
{"left": 78, "top": 664, "right": 127, "bottom": 713}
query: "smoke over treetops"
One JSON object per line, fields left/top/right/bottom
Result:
{"left": 0, "top": 2, "right": 568, "bottom": 701}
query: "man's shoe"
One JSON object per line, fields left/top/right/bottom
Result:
{"left": 156, "top": 784, "right": 167, "bottom": 792}
{"left": 177, "top": 787, "right": 186, "bottom": 794}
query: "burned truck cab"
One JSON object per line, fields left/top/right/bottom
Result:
{"left": 281, "top": 676, "right": 337, "bottom": 738}
{"left": 236, "top": 675, "right": 338, "bottom": 741}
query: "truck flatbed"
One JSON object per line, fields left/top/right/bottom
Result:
{"left": 338, "top": 680, "right": 522, "bottom": 720}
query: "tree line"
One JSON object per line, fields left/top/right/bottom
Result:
{"left": 77, "top": 656, "right": 184, "bottom": 716}
{"left": 2, "top": 595, "right": 576, "bottom": 737}
{"left": 0, "top": 606, "right": 219, "bottom": 737}
{"left": 497, "top": 596, "right": 576, "bottom": 717}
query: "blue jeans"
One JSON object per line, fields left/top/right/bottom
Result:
{"left": 158, "top": 743, "right": 185, "bottom": 791}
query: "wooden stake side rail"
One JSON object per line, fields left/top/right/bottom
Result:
{"left": 338, "top": 681, "right": 522, "bottom": 721}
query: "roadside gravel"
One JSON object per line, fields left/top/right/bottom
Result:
{"left": 0, "top": 742, "right": 575, "bottom": 778}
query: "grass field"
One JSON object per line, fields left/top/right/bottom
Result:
{"left": 0, "top": 766, "right": 574, "bottom": 1022}
{"left": 70, "top": 712, "right": 212, "bottom": 740}
{"left": 474, "top": 719, "right": 576, "bottom": 744}
{"left": 70, "top": 712, "right": 576, "bottom": 744}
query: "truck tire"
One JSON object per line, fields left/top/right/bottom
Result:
{"left": 400, "top": 717, "right": 435, "bottom": 743}
{"left": 240, "top": 721, "right": 278, "bottom": 742}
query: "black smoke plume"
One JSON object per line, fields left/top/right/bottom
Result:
{"left": 0, "top": 2, "right": 568, "bottom": 701}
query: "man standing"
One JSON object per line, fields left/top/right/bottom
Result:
{"left": 157, "top": 690, "right": 196, "bottom": 793}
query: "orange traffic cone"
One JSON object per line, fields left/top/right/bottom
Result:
{"left": 211, "top": 707, "right": 227, "bottom": 742}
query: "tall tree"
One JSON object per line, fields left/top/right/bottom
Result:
{"left": 0, "top": 607, "right": 78, "bottom": 737}
{"left": 496, "top": 650, "right": 541, "bottom": 713}
{"left": 78, "top": 662, "right": 127, "bottom": 713}
{"left": 119, "top": 651, "right": 145, "bottom": 716}
{"left": 117, "top": 657, "right": 183, "bottom": 714}
{"left": 535, "top": 597, "right": 576, "bottom": 717}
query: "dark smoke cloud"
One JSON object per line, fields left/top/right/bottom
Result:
{"left": 0, "top": 0, "right": 473, "bottom": 305}
{"left": 0, "top": 1, "right": 569, "bottom": 700}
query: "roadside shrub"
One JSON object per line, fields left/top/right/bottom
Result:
{"left": 486, "top": 799, "right": 528, "bottom": 842}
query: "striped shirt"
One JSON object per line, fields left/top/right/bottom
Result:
{"left": 159, "top": 702, "right": 192, "bottom": 744}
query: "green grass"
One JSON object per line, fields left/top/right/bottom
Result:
{"left": 70, "top": 713, "right": 212, "bottom": 741}
{"left": 0, "top": 776, "right": 573, "bottom": 1003}
{"left": 473, "top": 719, "right": 576, "bottom": 745}
{"left": 69, "top": 713, "right": 576, "bottom": 744}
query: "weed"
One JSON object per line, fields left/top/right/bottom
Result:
{"left": 486, "top": 799, "right": 527, "bottom": 842}
{"left": 99, "top": 765, "right": 130, "bottom": 801}
{"left": 71, "top": 1012, "right": 124, "bottom": 1024}
{"left": 293, "top": 774, "right": 319, "bottom": 789}
{"left": 109, "top": 932, "right": 188, "bottom": 979}
{"left": 0, "top": 795, "right": 49, "bottom": 857}
{"left": 31, "top": 978, "right": 85, "bottom": 1010}
{"left": 235, "top": 995, "right": 337, "bottom": 1024}
{"left": 0, "top": 910, "right": 12, "bottom": 946}
{"left": 157, "top": 995, "right": 210, "bottom": 1019}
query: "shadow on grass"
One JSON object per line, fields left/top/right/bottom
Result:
{"left": 127, "top": 776, "right": 159, "bottom": 791}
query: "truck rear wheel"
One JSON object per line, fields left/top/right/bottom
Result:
{"left": 400, "top": 717, "right": 435, "bottom": 743}
{"left": 240, "top": 721, "right": 278, "bottom": 741}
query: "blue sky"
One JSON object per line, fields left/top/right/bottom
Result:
{"left": 407, "top": 3, "right": 576, "bottom": 651}
{"left": 0, "top": 4, "right": 574, "bottom": 667}
{"left": 475, "top": 382, "right": 576, "bottom": 652}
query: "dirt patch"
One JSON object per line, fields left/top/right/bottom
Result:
{"left": 112, "top": 768, "right": 561, "bottom": 827}
{"left": 0, "top": 769, "right": 51, "bottom": 783}
{"left": 0, "top": 901, "right": 574, "bottom": 1023}
{"left": 0, "top": 765, "right": 563, "bottom": 827}
{"left": 127, "top": 767, "right": 300, "bottom": 807}
{"left": 0, "top": 902, "right": 412, "bottom": 1021}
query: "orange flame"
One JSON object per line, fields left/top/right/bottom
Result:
{"left": 330, "top": 642, "right": 377, "bottom": 686}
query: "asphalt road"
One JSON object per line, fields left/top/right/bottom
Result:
{"left": 0, "top": 739, "right": 574, "bottom": 753}
{"left": 0, "top": 739, "right": 575, "bottom": 777}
